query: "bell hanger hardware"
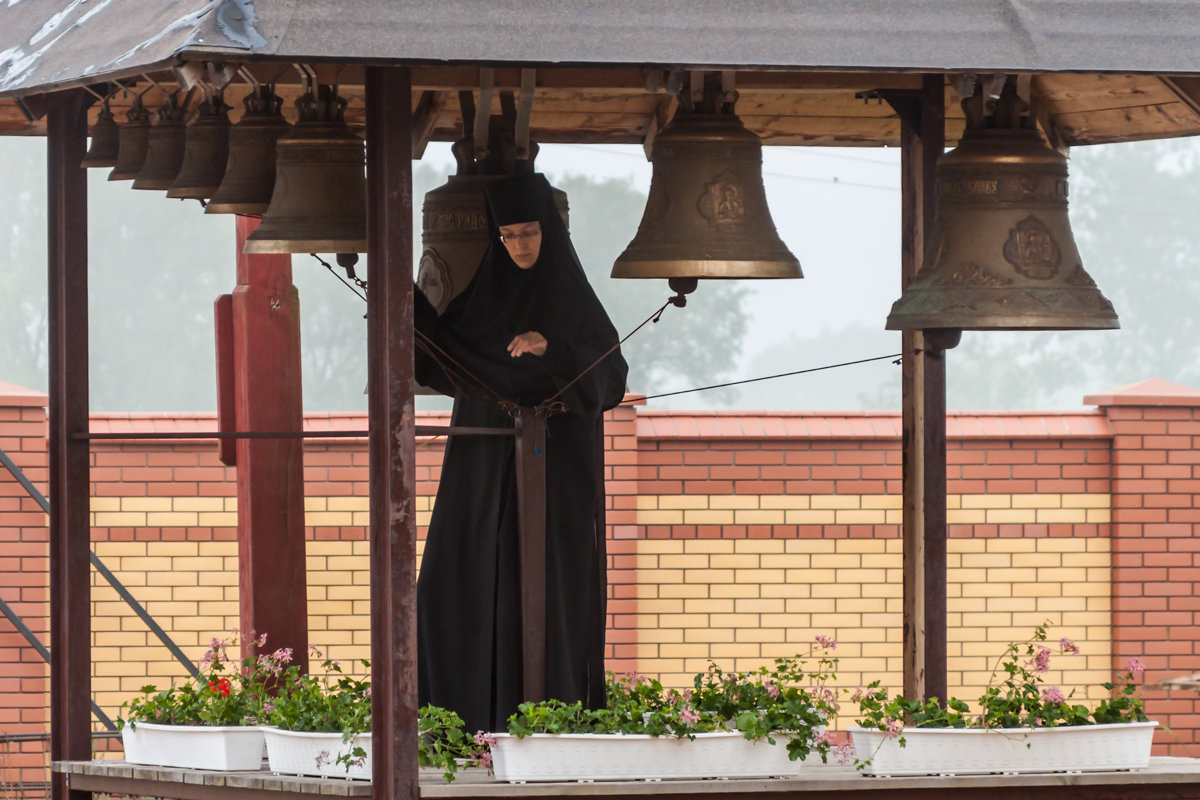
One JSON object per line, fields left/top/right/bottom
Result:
{"left": 80, "top": 89, "right": 120, "bottom": 169}
{"left": 885, "top": 74, "right": 1119, "bottom": 332}
{"left": 611, "top": 70, "right": 802, "bottom": 298}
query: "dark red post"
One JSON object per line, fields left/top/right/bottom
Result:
{"left": 46, "top": 89, "right": 92, "bottom": 800}
{"left": 231, "top": 216, "right": 308, "bottom": 670}
{"left": 365, "top": 66, "right": 418, "bottom": 800}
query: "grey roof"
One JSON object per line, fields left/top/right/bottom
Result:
{"left": 3, "top": 0, "right": 1200, "bottom": 99}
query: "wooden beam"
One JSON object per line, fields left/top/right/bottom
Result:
{"left": 1161, "top": 76, "right": 1200, "bottom": 122}
{"left": 410, "top": 90, "right": 444, "bottom": 159}
{"left": 231, "top": 216, "right": 309, "bottom": 672}
{"left": 893, "top": 74, "right": 947, "bottom": 705}
{"left": 365, "top": 66, "right": 418, "bottom": 800}
{"left": 46, "top": 88, "right": 92, "bottom": 800}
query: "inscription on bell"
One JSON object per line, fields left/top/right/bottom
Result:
{"left": 967, "top": 179, "right": 998, "bottom": 195}
{"left": 425, "top": 211, "right": 488, "bottom": 233}
{"left": 698, "top": 172, "right": 745, "bottom": 232}
{"left": 1003, "top": 215, "right": 1061, "bottom": 279}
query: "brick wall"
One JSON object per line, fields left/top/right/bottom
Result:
{"left": 0, "top": 382, "right": 50, "bottom": 789}
{"left": 2, "top": 378, "right": 1200, "bottom": 778}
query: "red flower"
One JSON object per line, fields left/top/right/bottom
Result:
{"left": 208, "top": 678, "right": 231, "bottom": 697}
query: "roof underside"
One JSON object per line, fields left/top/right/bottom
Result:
{"left": 2, "top": 0, "right": 1200, "bottom": 147}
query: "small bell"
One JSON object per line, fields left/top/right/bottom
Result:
{"left": 612, "top": 75, "right": 800, "bottom": 293}
{"left": 886, "top": 80, "right": 1118, "bottom": 331}
{"left": 244, "top": 85, "right": 366, "bottom": 254}
{"left": 132, "top": 95, "right": 188, "bottom": 191}
{"left": 108, "top": 96, "right": 152, "bottom": 181}
{"left": 81, "top": 100, "right": 119, "bottom": 168}
{"left": 167, "top": 95, "right": 232, "bottom": 200}
{"left": 206, "top": 87, "right": 291, "bottom": 215}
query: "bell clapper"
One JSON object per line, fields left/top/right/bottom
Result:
{"left": 667, "top": 277, "right": 698, "bottom": 309}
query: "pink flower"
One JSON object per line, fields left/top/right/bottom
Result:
{"left": 815, "top": 634, "right": 837, "bottom": 651}
{"left": 833, "top": 742, "right": 855, "bottom": 765}
{"left": 884, "top": 717, "right": 902, "bottom": 739}
{"left": 814, "top": 730, "right": 835, "bottom": 746}
{"left": 679, "top": 705, "right": 700, "bottom": 726}
{"left": 682, "top": 688, "right": 693, "bottom": 702}
{"left": 1059, "top": 637, "right": 1080, "bottom": 655}
{"left": 1127, "top": 657, "right": 1145, "bottom": 675}
{"left": 473, "top": 732, "right": 497, "bottom": 748}
{"left": 1031, "top": 645, "right": 1052, "bottom": 673}
{"left": 765, "top": 680, "right": 780, "bottom": 699}
{"left": 1042, "top": 686, "right": 1066, "bottom": 704}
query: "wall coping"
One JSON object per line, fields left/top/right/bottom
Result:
{"left": 1083, "top": 378, "right": 1200, "bottom": 407}
{"left": 0, "top": 380, "right": 48, "bottom": 408}
{"left": 637, "top": 409, "right": 1111, "bottom": 440}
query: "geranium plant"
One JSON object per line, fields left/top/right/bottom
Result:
{"left": 854, "top": 623, "right": 1148, "bottom": 754}
{"left": 119, "top": 630, "right": 291, "bottom": 729}
{"left": 506, "top": 637, "right": 842, "bottom": 764}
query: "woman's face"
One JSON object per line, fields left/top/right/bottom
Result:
{"left": 498, "top": 221, "right": 543, "bottom": 269}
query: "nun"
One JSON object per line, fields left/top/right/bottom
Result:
{"left": 414, "top": 173, "right": 629, "bottom": 732}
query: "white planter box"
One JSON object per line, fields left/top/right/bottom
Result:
{"left": 490, "top": 731, "right": 814, "bottom": 783}
{"left": 850, "top": 721, "right": 1158, "bottom": 777}
{"left": 121, "top": 722, "right": 265, "bottom": 771}
{"left": 262, "top": 727, "right": 372, "bottom": 780}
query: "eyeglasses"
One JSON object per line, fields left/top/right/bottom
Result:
{"left": 499, "top": 228, "right": 541, "bottom": 244}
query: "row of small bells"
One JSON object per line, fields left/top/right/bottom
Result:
{"left": 81, "top": 82, "right": 364, "bottom": 254}
{"left": 82, "top": 74, "right": 1118, "bottom": 332}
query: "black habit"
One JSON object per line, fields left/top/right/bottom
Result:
{"left": 414, "top": 173, "right": 629, "bottom": 733}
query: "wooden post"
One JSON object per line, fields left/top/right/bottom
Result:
{"left": 365, "top": 66, "right": 418, "bottom": 800}
{"left": 895, "top": 75, "right": 948, "bottom": 703}
{"left": 46, "top": 89, "right": 92, "bottom": 800}
{"left": 230, "top": 216, "right": 309, "bottom": 672}
{"left": 514, "top": 408, "right": 548, "bottom": 702}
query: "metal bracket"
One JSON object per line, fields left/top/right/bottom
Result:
{"left": 515, "top": 68, "right": 535, "bottom": 159}
{"left": 474, "top": 67, "right": 494, "bottom": 161}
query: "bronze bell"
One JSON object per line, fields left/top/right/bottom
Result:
{"left": 612, "top": 110, "right": 800, "bottom": 289}
{"left": 81, "top": 101, "right": 119, "bottom": 168}
{"left": 167, "top": 97, "right": 231, "bottom": 200}
{"left": 206, "top": 87, "right": 291, "bottom": 215}
{"left": 886, "top": 99, "right": 1118, "bottom": 331}
{"left": 244, "top": 85, "right": 366, "bottom": 254}
{"left": 419, "top": 126, "right": 568, "bottom": 313}
{"left": 108, "top": 97, "right": 152, "bottom": 181}
{"left": 132, "top": 96, "right": 188, "bottom": 191}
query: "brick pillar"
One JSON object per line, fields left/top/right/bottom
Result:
{"left": 0, "top": 381, "right": 50, "bottom": 787}
{"left": 604, "top": 395, "right": 643, "bottom": 674}
{"left": 1086, "top": 378, "right": 1200, "bottom": 755}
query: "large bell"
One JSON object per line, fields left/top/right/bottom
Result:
{"left": 886, "top": 86, "right": 1118, "bottom": 331}
{"left": 132, "top": 97, "right": 188, "bottom": 191}
{"left": 81, "top": 101, "right": 119, "bottom": 168}
{"left": 108, "top": 97, "right": 151, "bottom": 181}
{"left": 419, "top": 126, "right": 568, "bottom": 312}
{"left": 612, "top": 111, "right": 800, "bottom": 285}
{"left": 167, "top": 97, "right": 231, "bottom": 200}
{"left": 206, "top": 87, "right": 291, "bottom": 215}
{"left": 244, "top": 85, "right": 366, "bottom": 254}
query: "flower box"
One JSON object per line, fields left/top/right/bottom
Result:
{"left": 121, "top": 722, "right": 266, "bottom": 771}
{"left": 490, "top": 731, "right": 814, "bottom": 783}
{"left": 262, "top": 727, "right": 372, "bottom": 780}
{"left": 850, "top": 721, "right": 1158, "bottom": 777}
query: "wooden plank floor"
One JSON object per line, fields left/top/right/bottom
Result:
{"left": 57, "top": 757, "right": 1200, "bottom": 800}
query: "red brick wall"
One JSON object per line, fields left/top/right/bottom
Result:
{"left": 0, "top": 383, "right": 50, "bottom": 788}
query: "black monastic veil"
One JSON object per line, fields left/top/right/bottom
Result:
{"left": 414, "top": 173, "right": 629, "bottom": 732}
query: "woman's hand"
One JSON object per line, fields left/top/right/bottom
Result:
{"left": 507, "top": 331, "right": 548, "bottom": 357}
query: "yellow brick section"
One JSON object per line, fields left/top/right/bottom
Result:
{"left": 633, "top": 536, "right": 1112, "bottom": 729}
{"left": 89, "top": 537, "right": 389, "bottom": 723}
{"left": 639, "top": 493, "right": 1110, "bottom": 528}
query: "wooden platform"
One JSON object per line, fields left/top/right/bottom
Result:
{"left": 55, "top": 757, "right": 1200, "bottom": 800}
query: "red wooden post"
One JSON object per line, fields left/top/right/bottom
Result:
{"left": 365, "top": 66, "right": 418, "bottom": 800}
{"left": 214, "top": 294, "right": 237, "bottom": 466}
{"left": 46, "top": 89, "right": 92, "bottom": 800}
{"left": 231, "top": 215, "right": 308, "bottom": 670}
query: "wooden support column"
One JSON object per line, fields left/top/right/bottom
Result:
{"left": 365, "top": 66, "right": 418, "bottom": 800}
{"left": 46, "top": 89, "right": 92, "bottom": 800}
{"left": 230, "top": 216, "right": 308, "bottom": 671}
{"left": 514, "top": 408, "right": 547, "bottom": 702}
{"left": 894, "top": 75, "right": 948, "bottom": 704}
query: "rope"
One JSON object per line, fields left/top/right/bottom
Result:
{"left": 625, "top": 351, "right": 915, "bottom": 404}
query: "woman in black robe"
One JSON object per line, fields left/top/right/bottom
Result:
{"left": 414, "top": 173, "right": 629, "bottom": 733}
